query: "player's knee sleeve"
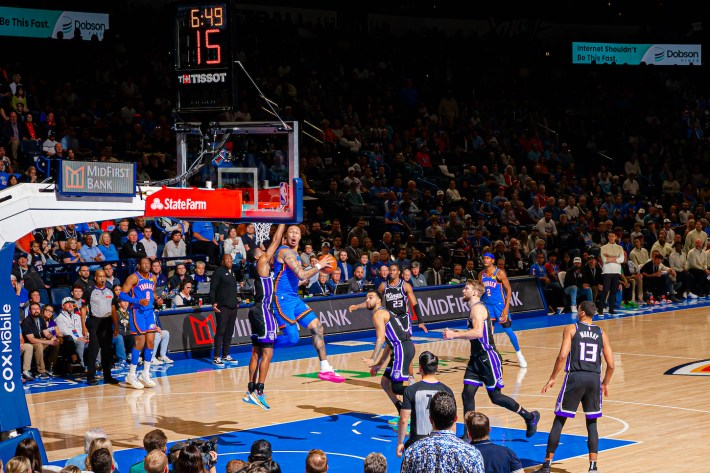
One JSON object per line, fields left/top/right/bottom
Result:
{"left": 462, "top": 384, "right": 478, "bottom": 414}
{"left": 391, "top": 381, "right": 406, "bottom": 395}
{"left": 586, "top": 418, "right": 599, "bottom": 453}
{"left": 547, "top": 415, "right": 567, "bottom": 454}
{"left": 488, "top": 389, "right": 519, "bottom": 412}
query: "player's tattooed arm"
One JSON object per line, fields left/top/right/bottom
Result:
{"left": 369, "top": 341, "right": 387, "bottom": 364}
{"left": 284, "top": 251, "right": 321, "bottom": 280}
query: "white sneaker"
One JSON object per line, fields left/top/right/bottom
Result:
{"left": 139, "top": 372, "right": 157, "bottom": 388}
{"left": 516, "top": 351, "right": 528, "bottom": 368}
{"left": 125, "top": 373, "right": 144, "bottom": 390}
{"left": 159, "top": 356, "right": 174, "bottom": 364}
{"left": 571, "top": 306, "right": 578, "bottom": 313}
{"left": 688, "top": 292, "right": 699, "bottom": 299}
{"left": 151, "top": 357, "right": 163, "bottom": 366}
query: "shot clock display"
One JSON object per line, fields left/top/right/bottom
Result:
{"left": 175, "top": 2, "right": 234, "bottom": 112}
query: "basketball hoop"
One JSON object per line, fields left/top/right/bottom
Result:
{"left": 253, "top": 205, "right": 285, "bottom": 245}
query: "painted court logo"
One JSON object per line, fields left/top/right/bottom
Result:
{"left": 665, "top": 359, "right": 710, "bottom": 376}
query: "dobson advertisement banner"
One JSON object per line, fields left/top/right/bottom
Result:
{"left": 0, "top": 7, "right": 109, "bottom": 41}
{"left": 144, "top": 187, "right": 243, "bottom": 220}
{"left": 159, "top": 277, "right": 546, "bottom": 353}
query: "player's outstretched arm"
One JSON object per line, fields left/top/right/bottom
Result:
{"left": 265, "top": 224, "right": 286, "bottom": 260}
{"left": 443, "top": 306, "right": 485, "bottom": 340}
{"left": 348, "top": 300, "right": 368, "bottom": 312}
{"left": 601, "top": 331, "right": 615, "bottom": 396}
{"left": 542, "top": 324, "right": 574, "bottom": 393}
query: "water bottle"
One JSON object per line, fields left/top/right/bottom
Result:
{"left": 649, "top": 295, "right": 655, "bottom": 305}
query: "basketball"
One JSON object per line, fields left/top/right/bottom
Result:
{"left": 318, "top": 253, "right": 337, "bottom": 274}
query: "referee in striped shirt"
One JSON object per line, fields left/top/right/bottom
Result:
{"left": 85, "top": 269, "right": 120, "bottom": 385}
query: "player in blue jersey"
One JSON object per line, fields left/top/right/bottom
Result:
{"left": 479, "top": 251, "right": 527, "bottom": 368}
{"left": 243, "top": 224, "right": 285, "bottom": 410}
{"left": 273, "top": 225, "right": 345, "bottom": 382}
{"left": 119, "top": 257, "right": 163, "bottom": 389}
{"left": 444, "top": 280, "right": 539, "bottom": 440}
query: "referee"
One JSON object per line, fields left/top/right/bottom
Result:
{"left": 85, "top": 269, "right": 120, "bottom": 385}
{"left": 396, "top": 351, "right": 454, "bottom": 457}
{"left": 209, "top": 254, "right": 242, "bottom": 365}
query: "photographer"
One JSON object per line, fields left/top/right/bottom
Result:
{"left": 173, "top": 443, "right": 217, "bottom": 473}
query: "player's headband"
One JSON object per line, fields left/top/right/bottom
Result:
{"left": 483, "top": 252, "right": 495, "bottom": 259}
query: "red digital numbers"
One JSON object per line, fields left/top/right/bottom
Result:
{"left": 195, "top": 29, "right": 221, "bottom": 65}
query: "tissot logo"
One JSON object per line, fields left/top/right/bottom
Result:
{"left": 178, "top": 72, "right": 228, "bottom": 85}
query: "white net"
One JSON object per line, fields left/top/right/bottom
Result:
{"left": 254, "top": 223, "right": 272, "bottom": 246}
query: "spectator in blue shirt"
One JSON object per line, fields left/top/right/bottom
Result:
{"left": 191, "top": 221, "right": 219, "bottom": 265}
{"left": 466, "top": 412, "right": 524, "bottom": 473}
{"left": 400, "top": 391, "right": 484, "bottom": 473}
{"left": 97, "top": 232, "right": 119, "bottom": 262}
{"left": 79, "top": 234, "right": 105, "bottom": 268}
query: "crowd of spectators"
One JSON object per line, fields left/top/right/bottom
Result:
{"left": 2, "top": 16, "right": 710, "bottom": 473}
{"left": 4, "top": 3, "right": 710, "bottom": 384}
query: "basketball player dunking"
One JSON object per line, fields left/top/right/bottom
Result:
{"left": 532, "top": 300, "right": 615, "bottom": 473}
{"left": 243, "top": 224, "right": 285, "bottom": 410}
{"left": 119, "top": 257, "right": 162, "bottom": 389}
{"left": 273, "top": 225, "right": 344, "bottom": 382}
{"left": 443, "top": 280, "right": 540, "bottom": 439}
{"left": 361, "top": 291, "right": 416, "bottom": 418}
{"left": 479, "top": 252, "right": 527, "bottom": 368}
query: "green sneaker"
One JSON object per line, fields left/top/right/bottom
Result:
{"left": 629, "top": 300, "right": 639, "bottom": 309}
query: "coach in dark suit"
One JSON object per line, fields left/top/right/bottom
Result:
{"left": 119, "top": 229, "right": 147, "bottom": 260}
{"left": 347, "top": 266, "right": 367, "bottom": 293}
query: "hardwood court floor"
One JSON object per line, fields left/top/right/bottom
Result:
{"left": 28, "top": 306, "right": 710, "bottom": 472}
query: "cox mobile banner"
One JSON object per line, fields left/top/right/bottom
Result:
{"left": 0, "top": 7, "right": 109, "bottom": 41}
{"left": 572, "top": 42, "right": 701, "bottom": 66}
{"left": 0, "top": 243, "right": 32, "bottom": 432}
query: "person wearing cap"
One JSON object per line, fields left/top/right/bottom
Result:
{"left": 56, "top": 296, "right": 89, "bottom": 365}
{"left": 563, "top": 257, "right": 593, "bottom": 313}
{"left": 661, "top": 218, "right": 676, "bottom": 243}
{"left": 635, "top": 207, "right": 646, "bottom": 226}
{"left": 42, "top": 130, "right": 58, "bottom": 155}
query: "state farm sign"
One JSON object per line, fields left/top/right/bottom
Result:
{"left": 144, "top": 187, "right": 242, "bottom": 219}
